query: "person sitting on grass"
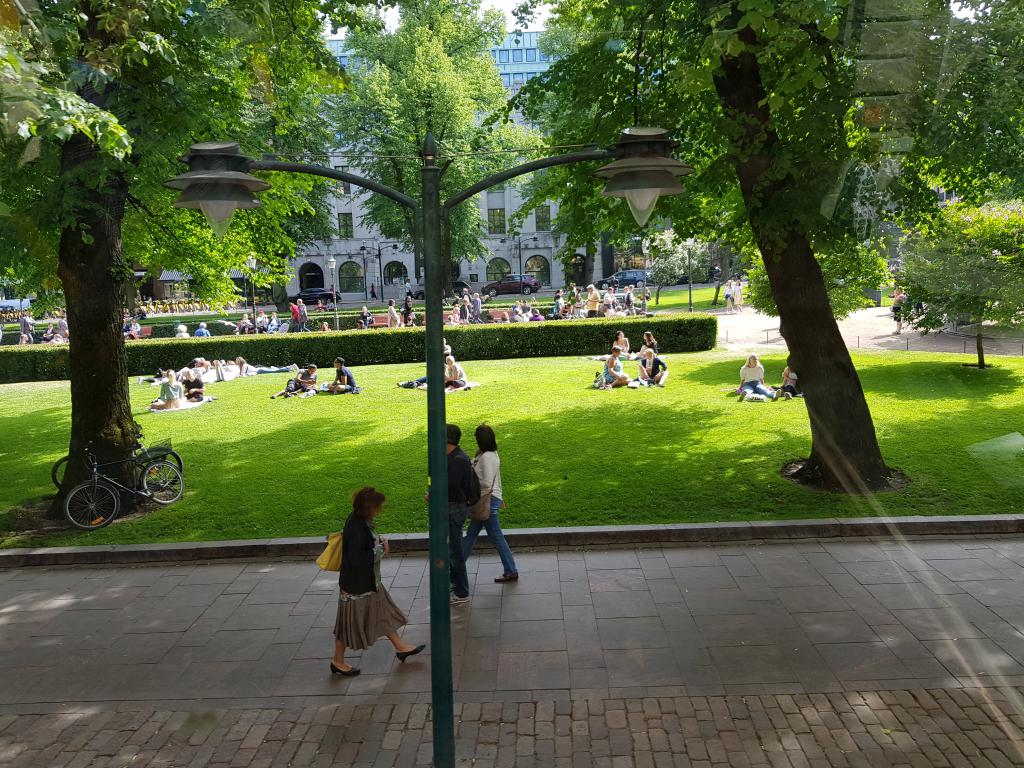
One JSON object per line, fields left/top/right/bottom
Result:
{"left": 738, "top": 354, "right": 777, "bottom": 401}
{"left": 529, "top": 305, "right": 545, "bottom": 321}
{"left": 271, "top": 364, "right": 319, "bottom": 399}
{"left": 443, "top": 355, "right": 468, "bottom": 391}
{"left": 639, "top": 331, "right": 658, "bottom": 356}
{"left": 328, "top": 357, "right": 361, "bottom": 394}
{"left": 398, "top": 340, "right": 453, "bottom": 388}
{"left": 613, "top": 330, "right": 631, "bottom": 357}
{"left": 181, "top": 369, "right": 206, "bottom": 402}
{"left": 778, "top": 365, "right": 801, "bottom": 399}
{"left": 151, "top": 370, "right": 185, "bottom": 410}
{"left": 636, "top": 348, "right": 669, "bottom": 387}
{"left": 596, "top": 346, "right": 630, "bottom": 389}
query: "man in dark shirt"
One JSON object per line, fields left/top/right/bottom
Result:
{"left": 446, "top": 423, "right": 473, "bottom": 603}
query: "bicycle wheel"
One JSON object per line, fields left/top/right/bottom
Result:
{"left": 141, "top": 460, "right": 184, "bottom": 505}
{"left": 51, "top": 455, "right": 69, "bottom": 490}
{"left": 64, "top": 480, "right": 120, "bottom": 530}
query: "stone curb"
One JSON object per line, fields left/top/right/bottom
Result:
{"left": 2, "top": 514, "right": 1023, "bottom": 568}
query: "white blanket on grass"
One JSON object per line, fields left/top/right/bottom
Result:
{"left": 149, "top": 396, "right": 215, "bottom": 413}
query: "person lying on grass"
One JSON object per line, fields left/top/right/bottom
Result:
{"left": 737, "top": 354, "right": 777, "bottom": 401}
{"left": 327, "top": 357, "right": 362, "bottom": 394}
{"left": 271, "top": 364, "right": 319, "bottom": 399}
{"left": 595, "top": 346, "right": 630, "bottom": 389}
{"left": 636, "top": 348, "right": 669, "bottom": 387}
{"left": 397, "top": 340, "right": 453, "bottom": 389}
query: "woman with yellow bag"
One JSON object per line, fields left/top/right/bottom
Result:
{"left": 329, "top": 486, "right": 425, "bottom": 677}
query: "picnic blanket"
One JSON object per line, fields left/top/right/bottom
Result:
{"left": 149, "top": 396, "right": 215, "bottom": 413}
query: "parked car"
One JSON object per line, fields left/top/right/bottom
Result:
{"left": 598, "top": 269, "right": 650, "bottom": 290}
{"left": 289, "top": 287, "right": 336, "bottom": 306}
{"left": 482, "top": 274, "right": 541, "bottom": 297}
{"left": 412, "top": 280, "right": 472, "bottom": 300}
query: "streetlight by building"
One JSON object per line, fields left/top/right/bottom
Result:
{"left": 245, "top": 255, "right": 258, "bottom": 332}
{"left": 360, "top": 241, "right": 399, "bottom": 303}
{"left": 499, "top": 234, "right": 539, "bottom": 290}
{"left": 326, "top": 255, "right": 339, "bottom": 330}
{"left": 165, "top": 127, "right": 688, "bottom": 768}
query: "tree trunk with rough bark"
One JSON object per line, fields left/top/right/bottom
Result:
{"left": 976, "top": 330, "right": 986, "bottom": 369}
{"left": 711, "top": 33, "right": 892, "bottom": 492}
{"left": 50, "top": 132, "right": 138, "bottom": 517}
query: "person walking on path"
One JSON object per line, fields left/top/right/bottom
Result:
{"left": 446, "top": 424, "right": 473, "bottom": 604}
{"left": 331, "top": 487, "right": 425, "bottom": 677}
{"left": 892, "top": 287, "right": 907, "bottom": 334}
{"left": 723, "top": 280, "right": 734, "bottom": 313}
{"left": 296, "top": 299, "right": 309, "bottom": 332}
{"left": 463, "top": 424, "right": 518, "bottom": 583}
{"left": 733, "top": 279, "right": 744, "bottom": 311}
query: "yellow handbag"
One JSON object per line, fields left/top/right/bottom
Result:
{"left": 316, "top": 532, "right": 343, "bottom": 571}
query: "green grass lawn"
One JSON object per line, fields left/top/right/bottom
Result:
{"left": 4, "top": 348, "right": 1021, "bottom": 548}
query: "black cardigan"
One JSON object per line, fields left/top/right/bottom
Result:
{"left": 339, "top": 514, "right": 377, "bottom": 595}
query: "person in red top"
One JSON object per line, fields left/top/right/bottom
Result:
{"left": 290, "top": 302, "right": 299, "bottom": 324}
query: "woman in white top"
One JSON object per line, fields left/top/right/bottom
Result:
{"left": 733, "top": 280, "right": 744, "bottom": 310}
{"left": 738, "top": 354, "right": 777, "bottom": 400}
{"left": 723, "top": 280, "right": 735, "bottom": 313}
{"left": 779, "top": 366, "right": 801, "bottom": 399}
{"left": 462, "top": 424, "right": 518, "bottom": 583}
{"left": 174, "top": 324, "right": 189, "bottom": 339}
{"left": 386, "top": 299, "right": 401, "bottom": 328}
{"left": 444, "top": 355, "right": 467, "bottom": 390}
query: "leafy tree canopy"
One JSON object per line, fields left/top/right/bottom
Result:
{"left": 332, "top": 0, "right": 539, "bottom": 278}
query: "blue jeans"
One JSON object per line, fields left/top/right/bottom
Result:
{"left": 741, "top": 381, "right": 774, "bottom": 398}
{"left": 448, "top": 503, "right": 470, "bottom": 598}
{"left": 463, "top": 498, "right": 517, "bottom": 576}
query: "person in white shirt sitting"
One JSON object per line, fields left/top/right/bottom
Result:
{"left": 737, "top": 354, "right": 777, "bottom": 401}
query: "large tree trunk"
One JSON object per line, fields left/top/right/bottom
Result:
{"left": 976, "top": 330, "right": 986, "bottom": 369}
{"left": 51, "top": 132, "right": 138, "bottom": 517}
{"left": 711, "top": 27, "right": 891, "bottom": 492}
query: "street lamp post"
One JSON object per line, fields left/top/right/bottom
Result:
{"left": 245, "top": 255, "right": 258, "bottom": 332}
{"left": 361, "top": 241, "right": 397, "bottom": 304}
{"left": 165, "top": 127, "right": 689, "bottom": 768}
{"left": 326, "top": 255, "right": 339, "bottom": 330}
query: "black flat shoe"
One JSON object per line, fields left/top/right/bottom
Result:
{"left": 494, "top": 573, "right": 519, "bottom": 583}
{"left": 330, "top": 662, "right": 360, "bottom": 677}
{"left": 396, "top": 644, "right": 426, "bottom": 663}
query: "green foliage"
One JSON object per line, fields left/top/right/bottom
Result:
{"left": 0, "top": 315, "right": 716, "bottom": 383}
{"left": 0, "top": 0, "right": 363, "bottom": 303}
{"left": 902, "top": 202, "right": 1024, "bottom": 332}
{"left": 646, "top": 231, "right": 711, "bottom": 287}
{"left": 747, "top": 240, "right": 891, "bottom": 320}
{"left": 332, "top": 0, "right": 540, "bottom": 276}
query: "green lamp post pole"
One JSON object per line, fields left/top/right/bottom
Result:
{"left": 165, "top": 127, "right": 689, "bottom": 768}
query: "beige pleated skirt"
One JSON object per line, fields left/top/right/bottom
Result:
{"left": 334, "top": 588, "right": 408, "bottom": 650}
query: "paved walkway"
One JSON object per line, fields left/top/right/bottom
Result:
{"left": 712, "top": 305, "right": 1024, "bottom": 358}
{"left": 3, "top": 537, "right": 1024, "bottom": 766}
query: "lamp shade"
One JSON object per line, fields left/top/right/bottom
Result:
{"left": 595, "top": 128, "right": 692, "bottom": 226}
{"left": 165, "top": 143, "right": 269, "bottom": 237}
{"left": 327, "top": 256, "right": 337, "bottom": 270}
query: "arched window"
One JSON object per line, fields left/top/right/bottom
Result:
{"left": 383, "top": 261, "right": 408, "bottom": 285}
{"left": 337, "top": 261, "right": 364, "bottom": 294}
{"left": 486, "top": 257, "right": 511, "bottom": 282}
{"left": 298, "top": 262, "right": 324, "bottom": 290}
{"left": 524, "top": 254, "right": 550, "bottom": 286}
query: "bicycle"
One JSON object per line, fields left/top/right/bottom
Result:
{"left": 62, "top": 442, "right": 184, "bottom": 530}
{"left": 52, "top": 435, "right": 182, "bottom": 491}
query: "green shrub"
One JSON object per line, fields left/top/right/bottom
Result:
{"left": 0, "top": 314, "right": 716, "bottom": 383}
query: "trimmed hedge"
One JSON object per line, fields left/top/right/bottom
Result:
{"left": 0, "top": 314, "right": 716, "bottom": 383}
